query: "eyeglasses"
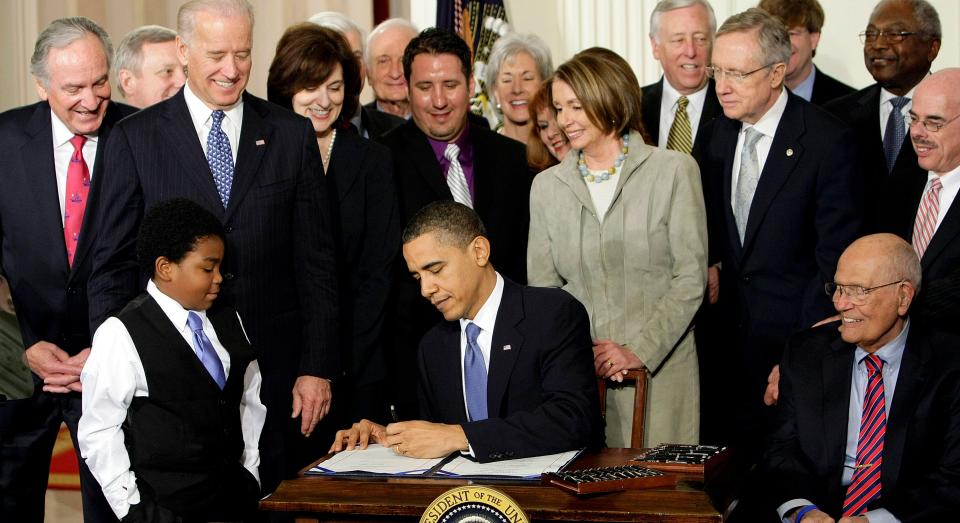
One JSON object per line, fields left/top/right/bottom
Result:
{"left": 704, "top": 63, "right": 777, "bottom": 84}
{"left": 825, "top": 280, "right": 903, "bottom": 304}
{"left": 908, "top": 112, "right": 960, "bottom": 133}
{"left": 859, "top": 30, "right": 918, "bottom": 44}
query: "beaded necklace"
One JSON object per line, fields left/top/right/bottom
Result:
{"left": 577, "top": 134, "right": 629, "bottom": 183}
{"left": 320, "top": 128, "right": 337, "bottom": 172}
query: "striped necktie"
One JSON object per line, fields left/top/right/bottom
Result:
{"left": 666, "top": 96, "right": 693, "bottom": 154}
{"left": 912, "top": 177, "right": 942, "bottom": 259}
{"left": 842, "top": 354, "right": 886, "bottom": 516}
{"left": 444, "top": 143, "right": 473, "bottom": 208}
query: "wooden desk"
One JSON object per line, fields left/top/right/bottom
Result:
{"left": 260, "top": 449, "right": 723, "bottom": 522}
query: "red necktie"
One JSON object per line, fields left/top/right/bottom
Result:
{"left": 912, "top": 177, "right": 942, "bottom": 259}
{"left": 842, "top": 354, "right": 886, "bottom": 516}
{"left": 64, "top": 135, "right": 90, "bottom": 266}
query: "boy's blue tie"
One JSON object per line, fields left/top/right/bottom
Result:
{"left": 187, "top": 312, "right": 226, "bottom": 389}
{"left": 464, "top": 322, "right": 487, "bottom": 421}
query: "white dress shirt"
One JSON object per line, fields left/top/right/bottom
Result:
{"left": 924, "top": 166, "right": 960, "bottom": 232}
{"left": 777, "top": 322, "right": 909, "bottom": 523}
{"left": 78, "top": 280, "right": 266, "bottom": 519}
{"left": 879, "top": 86, "right": 916, "bottom": 142}
{"left": 183, "top": 82, "right": 243, "bottom": 158}
{"left": 51, "top": 111, "right": 98, "bottom": 224}
{"left": 657, "top": 79, "right": 709, "bottom": 149}
{"left": 730, "top": 88, "right": 789, "bottom": 208}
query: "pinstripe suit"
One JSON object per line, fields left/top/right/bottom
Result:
{"left": 86, "top": 89, "right": 339, "bottom": 492}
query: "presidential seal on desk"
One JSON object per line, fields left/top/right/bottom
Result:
{"left": 420, "top": 485, "right": 529, "bottom": 523}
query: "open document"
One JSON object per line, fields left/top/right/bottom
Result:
{"left": 307, "top": 444, "right": 443, "bottom": 476}
{"left": 437, "top": 450, "right": 580, "bottom": 479}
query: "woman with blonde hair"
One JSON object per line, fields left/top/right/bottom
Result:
{"left": 528, "top": 48, "right": 707, "bottom": 447}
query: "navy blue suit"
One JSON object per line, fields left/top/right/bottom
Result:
{"left": 416, "top": 278, "right": 604, "bottom": 461}
{"left": 86, "top": 89, "right": 339, "bottom": 492}
{"left": 695, "top": 91, "right": 863, "bottom": 437}
{"left": 0, "top": 100, "right": 135, "bottom": 523}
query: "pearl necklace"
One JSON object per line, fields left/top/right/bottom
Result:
{"left": 578, "top": 134, "right": 629, "bottom": 183}
{"left": 321, "top": 128, "right": 337, "bottom": 171}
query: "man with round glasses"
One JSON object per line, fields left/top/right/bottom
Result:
{"left": 694, "top": 7, "right": 860, "bottom": 454}
{"left": 758, "top": 233, "right": 960, "bottom": 522}
{"left": 824, "top": 0, "right": 941, "bottom": 232}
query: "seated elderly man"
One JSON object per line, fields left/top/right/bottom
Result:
{"left": 761, "top": 233, "right": 960, "bottom": 522}
{"left": 330, "top": 201, "right": 603, "bottom": 462}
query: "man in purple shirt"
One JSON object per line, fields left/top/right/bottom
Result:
{"left": 378, "top": 28, "right": 531, "bottom": 420}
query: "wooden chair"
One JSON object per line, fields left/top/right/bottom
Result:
{"left": 597, "top": 368, "right": 649, "bottom": 448}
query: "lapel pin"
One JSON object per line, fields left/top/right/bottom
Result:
{"left": 786, "top": 148, "right": 794, "bottom": 157}
{"left": 502, "top": 345, "right": 512, "bottom": 351}
{"left": 256, "top": 139, "right": 266, "bottom": 146}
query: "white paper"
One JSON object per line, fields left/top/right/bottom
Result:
{"left": 308, "top": 444, "right": 443, "bottom": 475}
{"left": 438, "top": 449, "right": 580, "bottom": 478}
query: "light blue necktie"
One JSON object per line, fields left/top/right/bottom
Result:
{"left": 207, "top": 110, "right": 234, "bottom": 208}
{"left": 883, "top": 96, "right": 909, "bottom": 173}
{"left": 187, "top": 311, "right": 227, "bottom": 389}
{"left": 463, "top": 322, "right": 487, "bottom": 421}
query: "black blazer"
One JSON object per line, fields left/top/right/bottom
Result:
{"left": 824, "top": 84, "right": 926, "bottom": 232}
{"left": 762, "top": 324, "right": 960, "bottom": 521}
{"left": 360, "top": 102, "right": 405, "bottom": 140}
{"left": 641, "top": 78, "right": 722, "bottom": 147}
{"left": 326, "top": 129, "right": 399, "bottom": 386}
{"left": 417, "top": 278, "right": 604, "bottom": 462}
{"left": 87, "top": 90, "right": 339, "bottom": 409}
{"left": 695, "top": 92, "right": 862, "bottom": 390}
{"left": 0, "top": 101, "right": 135, "bottom": 354}
{"left": 809, "top": 67, "right": 856, "bottom": 107}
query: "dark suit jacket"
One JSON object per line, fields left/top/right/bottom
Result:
{"left": 641, "top": 78, "right": 721, "bottom": 147}
{"left": 360, "top": 102, "right": 405, "bottom": 140}
{"left": 824, "top": 84, "right": 926, "bottom": 232}
{"left": 882, "top": 172, "right": 960, "bottom": 331}
{"left": 809, "top": 67, "right": 856, "bottom": 106}
{"left": 0, "top": 101, "right": 135, "bottom": 355}
{"left": 694, "top": 91, "right": 862, "bottom": 395}
{"left": 326, "top": 129, "right": 399, "bottom": 387}
{"left": 762, "top": 324, "right": 960, "bottom": 521}
{"left": 417, "top": 278, "right": 604, "bottom": 462}
{"left": 87, "top": 90, "right": 339, "bottom": 413}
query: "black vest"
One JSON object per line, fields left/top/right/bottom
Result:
{"left": 118, "top": 293, "right": 255, "bottom": 516}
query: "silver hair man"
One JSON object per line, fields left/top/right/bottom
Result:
{"left": 31, "top": 16, "right": 113, "bottom": 84}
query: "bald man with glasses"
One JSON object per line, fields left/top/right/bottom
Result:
{"left": 693, "top": 8, "right": 861, "bottom": 452}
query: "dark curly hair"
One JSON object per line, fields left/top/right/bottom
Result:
{"left": 137, "top": 198, "right": 225, "bottom": 277}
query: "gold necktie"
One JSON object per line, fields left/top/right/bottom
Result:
{"left": 666, "top": 96, "right": 693, "bottom": 154}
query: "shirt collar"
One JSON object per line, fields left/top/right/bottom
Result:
{"left": 428, "top": 121, "right": 472, "bottom": 163}
{"left": 146, "top": 279, "right": 206, "bottom": 332}
{"left": 459, "top": 272, "right": 504, "bottom": 335}
{"left": 183, "top": 81, "right": 244, "bottom": 132}
{"left": 880, "top": 84, "right": 919, "bottom": 106}
{"left": 791, "top": 66, "right": 817, "bottom": 102}
{"left": 929, "top": 163, "right": 960, "bottom": 183}
{"left": 662, "top": 78, "right": 709, "bottom": 114}
{"left": 50, "top": 109, "right": 99, "bottom": 147}
{"left": 855, "top": 319, "right": 910, "bottom": 370}
{"left": 742, "top": 87, "right": 788, "bottom": 139}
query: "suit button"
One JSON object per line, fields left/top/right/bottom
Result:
{"left": 742, "top": 276, "right": 750, "bottom": 283}
{"left": 225, "top": 226, "right": 233, "bottom": 233}
{"left": 224, "top": 273, "right": 234, "bottom": 280}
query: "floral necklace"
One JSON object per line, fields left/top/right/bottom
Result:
{"left": 577, "top": 134, "right": 629, "bottom": 183}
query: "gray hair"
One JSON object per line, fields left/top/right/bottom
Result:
{"left": 365, "top": 17, "right": 419, "bottom": 69}
{"left": 870, "top": 0, "right": 941, "bottom": 40}
{"left": 178, "top": 0, "right": 254, "bottom": 46}
{"left": 112, "top": 25, "right": 178, "bottom": 96}
{"left": 889, "top": 238, "right": 922, "bottom": 291}
{"left": 31, "top": 17, "right": 114, "bottom": 84}
{"left": 308, "top": 11, "right": 366, "bottom": 53}
{"left": 649, "top": 0, "right": 717, "bottom": 42}
{"left": 483, "top": 32, "right": 553, "bottom": 99}
{"left": 716, "top": 7, "right": 791, "bottom": 67}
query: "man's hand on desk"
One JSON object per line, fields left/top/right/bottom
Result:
{"left": 329, "top": 419, "right": 388, "bottom": 452}
{"left": 384, "top": 421, "right": 469, "bottom": 459}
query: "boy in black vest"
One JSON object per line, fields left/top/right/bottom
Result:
{"left": 78, "top": 198, "right": 265, "bottom": 522}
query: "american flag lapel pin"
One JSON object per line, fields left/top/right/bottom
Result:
{"left": 256, "top": 139, "right": 266, "bottom": 146}
{"left": 502, "top": 344, "right": 512, "bottom": 351}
